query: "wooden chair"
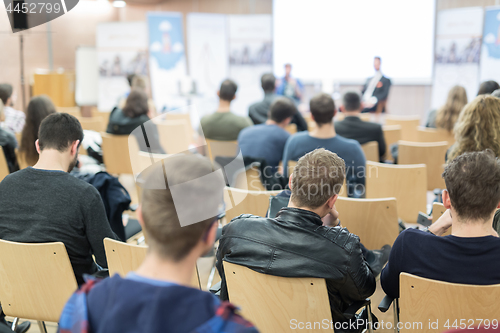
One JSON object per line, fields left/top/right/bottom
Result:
{"left": 385, "top": 115, "right": 420, "bottom": 142}
{"left": 223, "top": 187, "right": 281, "bottom": 223}
{"left": 104, "top": 238, "right": 200, "bottom": 289}
{"left": 336, "top": 197, "right": 399, "bottom": 249}
{"left": 361, "top": 141, "right": 379, "bottom": 162}
{"left": 76, "top": 116, "right": 106, "bottom": 132}
{"left": 164, "top": 113, "right": 194, "bottom": 145}
{"left": 416, "top": 126, "right": 455, "bottom": 148}
{"left": 285, "top": 123, "right": 297, "bottom": 135}
{"left": 15, "top": 149, "right": 30, "bottom": 170}
{"left": 399, "top": 273, "right": 500, "bottom": 332}
{"left": 398, "top": 141, "right": 448, "bottom": 190}
{"left": 57, "top": 107, "right": 81, "bottom": 117}
{"left": 432, "top": 202, "right": 451, "bottom": 236}
{"left": 101, "top": 132, "right": 138, "bottom": 175}
{"left": 156, "top": 120, "right": 191, "bottom": 154}
{"left": 233, "top": 163, "right": 267, "bottom": 192}
{"left": 366, "top": 161, "right": 427, "bottom": 223}
{"left": 206, "top": 139, "right": 238, "bottom": 164}
{"left": 223, "top": 261, "right": 333, "bottom": 333}
{"left": 0, "top": 146, "right": 10, "bottom": 182}
{"left": 0, "top": 240, "right": 78, "bottom": 332}
{"left": 382, "top": 125, "right": 401, "bottom": 162}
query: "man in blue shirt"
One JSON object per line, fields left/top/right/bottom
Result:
{"left": 238, "top": 97, "right": 297, "bottom": 170}
{"left": 282, "top": 93, "right": 366, "bottom": 197}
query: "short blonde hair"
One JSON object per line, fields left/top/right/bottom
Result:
{"left": 291, "top": 148, "right": 345, "bottom": 209}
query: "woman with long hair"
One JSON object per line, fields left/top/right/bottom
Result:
{"left": 19, "top": 95, "right": 56, "bottom": 166}
{"left": 447, "top": 95, "right": 500, "bottom": 161}
{"left": 426, "top": 85, "right": 468, "bottom": 131}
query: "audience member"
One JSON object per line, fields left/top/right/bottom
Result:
{"left": 0, "top": 84, "right": 25, "bottom": 134}
{"left": 381, "top": 150, "right": 500, "bottom": 299}
{"left": 276, "top": 63, "right": 303, "bottom": 103}
{"left": 426, "top": 85, "right": 467, "bottom": 130}
{"left": 0, "top": 101, "right": 18, "bottom": 173}
{"left": 249, "top": 73, "right": 308, "bottom": 131}
{"left": 238, "top": 97, "right": 296, "bottom": 169}
{"left": 0, "top": 113, "right": 117, "bottom": 285}
{"left": 447, "top": 95, "right": 500, "bottom": 161}
{"left": 477, "top": 80, "right": 500, "bottom": 95}
{"left": 59, "top": 155, "right": 258, "bottom": 333}
{"left": 118, "top": 75, "right": 157, "bottom": 116}
{"left": 200, "top": 79, "right": 253, "bottom": 141}
{"left": 107, "top": 88, "right": 164, "bottom": 153}
{"left": 335, "top": 91, "right": 386, "bottom": 161}
{"left": 282, "top": 93, "right": 366, "bottom": 197}
{"left": 18, "top": 95, "right": 56, "bottom": 167}
{"left": 217, "top": 149, "right": 376, "bottom": 331}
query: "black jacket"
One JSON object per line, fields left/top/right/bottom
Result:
{"left": 0, "top": 128, "right": 18, "bottom": 173}
{"left": 216, "top": 207, "right": 376, "bottom": 323}
{"left": 334, "top": 116, "right": 386, "bottom": 161}
{"left": 361, "top": 76, "right": 391, "bottom": 113}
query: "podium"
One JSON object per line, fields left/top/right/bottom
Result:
{"left": 33, "top": 72, "right": 76, "bottom": 107}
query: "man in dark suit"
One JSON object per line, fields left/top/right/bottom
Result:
{"left": 248, "top": 73, "right": 308, "bottom": 131}
{"left": 361, "top": 56, "right": 391, "bottom": 114}
{"left": 335, "top": 91, "right": 386, "bottom": 162}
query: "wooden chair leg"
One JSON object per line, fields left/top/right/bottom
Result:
{"left": 37, "top": 321, "right": 47, "bottom": 333}
{"left": 393, "top": 298, "right": 399, "bottom": 333}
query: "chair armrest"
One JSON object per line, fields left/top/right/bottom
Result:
{"left": 343, "top": 298, "right": 370, "bottom": 320}
{"left": 378, "top": 295, "right": 395, "bottom": 312}
{"left": 209, "top": 281, "right": 222, "bottom": 296}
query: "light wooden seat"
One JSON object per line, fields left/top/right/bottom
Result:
{"left": 156, "top": 120, "right": 191, "bottom": 154}
{"left": 382, "top": 125, "right": 401, "bottom": 162}
{"left": 336, "top": 197, "right": 399, "bottom": 249}
{"left": 206, "top": 139, "right": 238, "bottom": 164}
{"left": 416, "top": 126, "right": 455, "bottom": 148}
{"left": 223, "top": 187, "right": 281, "bottom": 223}
{"left": 104, "top": 238, "right": 200, "bottom": 289}
{"left": 366, "top": 161, "right": 427, "bottom": 223}
{"left": 164, "top": 113, "right": 194, "bottom": 145}
{"left": 223, "top": 261, "right": 332, "bottom": 333}
{"left": 76, "top": 116, "right": 106, "bottom": 132}
{"left": 385, "top": 115, "right": 420, "bottom": 142}
{"left": 15, "top": 149, "right": 30, "bottom": 170}
{"left": 285, "top": 123, "right": 297, "bottom": 135}
{"left": 432, "top": 202, "right": 451, "bottom": 236}
{"left": 398, "top": 141, "right": 448, "bottom": 190}
{"left": 0, "top": 240, "right": 78, "bottom": 329}
{"left": 361, "top": 141, "right": 379, "bottom": 162}
{"left": 399, "top": 273, "right": 500, "bottom": 332}
{"left": 0, "top": 146, "right": 10, "bottom": 181}
{"left": 101, "top": 132, "right": 139, "bottom": 175}
{"left": 57, "top": 107, "right": 81, "bottom": 117}
{"left": 234, "top": 163, "right": 267, "bottom": 191}
{"left": 134, "top": 151, "right": 170, "bottom": 174}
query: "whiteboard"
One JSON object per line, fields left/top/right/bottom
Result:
{"left": 75, "top": 46, "right": 98, "bottom": 106}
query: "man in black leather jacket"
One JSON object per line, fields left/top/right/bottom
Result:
{"left": 216, "top": 148, "right": 376, "bottom": 329}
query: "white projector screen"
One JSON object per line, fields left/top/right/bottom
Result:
{"left": 273, "top": 0, "right": 436, "bottom": 83}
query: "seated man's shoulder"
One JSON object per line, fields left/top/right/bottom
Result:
{"left": 320, "top": 226, "right": 364, "bottom": 252}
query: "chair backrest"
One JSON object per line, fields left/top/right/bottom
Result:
{"left": 57, "top": 107, "right": 81, "bottom": 117}
{"left": 382, "top": 125, "right": 401, "bottom": 162}
{"left": 361, "top": 141, "right": 379, "bottom": 162}
{"left": 385, "top": 115, "right": 420, "bottom": 142}
{"left": 76, "top": 116, "right": 106, "bottom": 132}
{"left": 156, "top": 120, "right": 191, "bottom": 154}
{"left": 416, "top": 126, "right": 455, "bottom": 148}
{"left": 399, "top": 273, "right": 500, "bottom": 332}
{"left": 206, "top": 139, "right": 238, "bottom": 164}
{"left": 164, "top": 113, "right": 194, "bottom": 145}
{"left": 223, "top": 261, "right": 332, "bottom": 333}
{"left": 398, "top": 141, "right": 448, "bottom": 190}
{"left": 223, "top": 187, "right": 281, "bottom": 223}
{"left": 104, "top": 238, "right": 200, "bottom": 289}
{"left": 366, "top": 161, "right": 427, "bottom": 223}
{"left": 336, "top": 197, "right": 399, "bottom": 249}
{"left": 0, "top": 240, "right": 78, "bottom": 322}
{"left": 0, "top": 146, "right": 10, "bottom": 181}
{"left": 285, "top": 123, "right": 297, "bottom": 135}
{"left": 101, "top": 132, "right": 137, "bottom": 175}
{"left": 133, "top": 151, "right": 170, "bottom": 175}
{"left": 432, "top": 202, "right": 451, "bottom": 236}
{"left": 234, "top": 163, "right": 267, "bottom": 192}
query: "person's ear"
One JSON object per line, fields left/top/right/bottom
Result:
{"left": 496, "top": 201, "right": 500, "bottom": 209}
{"left": 442, "top": 189, "right": 452, "bottom": 210}
{"left": 288, "top": 173, "right": 293, "bottom": 190}
{"left": 333, "top": 108, "right": 337, "bottom": 117}
{"left": 326, "top": 194, "right": 338, "bottom": 210}
{"left": 339, "top": 105, "right": 344, "bottom": 113}
{"left": 217, "top": 91, "right": 220, "bottom": 98}
{"left": 283, "top": 117, "right": 292, "bottom": 126}
{"left": 136, "top": 205, "right": 144, "bottom": 228}
{"left": 359, "top": 102, "right": 364, "bottom": 111}
{"left": 71, "top": 140, "right": 80, "bottom": 156}
{"left": 203, "top": 221, "right": 218, "bottom": 248}
{"left": 232, "top": 95, "right": 236, "bottom": 101}
{"left": 35, "top": 139, "right": 41, "bottom": 154}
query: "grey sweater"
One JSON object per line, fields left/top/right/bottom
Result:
{"left": 0, "top": 167, "right": 117, "bottom": 284}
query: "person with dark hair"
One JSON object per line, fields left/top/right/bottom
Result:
{"left": 0, "top": 101, "right": 18, "bottom": 173}
{"left": 335, "top": 91, "right": 386, "bottom": 161}
{"left": 238, "top": 97, "right": 297, "bottom": 169}
{"left": 59, "top": 155, "right": 258, "bottom": 333}
{"left": 18, "top": 95, "right": 56, "bottom": 167}
{"left": 200, "top": 79, "right": 253, "bottom": 141}
{"left": 276, "top": 63, "right": 303, "bottom": 103}
{"left": 217, "top": 149, "right": 376, "bottom": 331}
{"left": 282, "top": 93, "right": 366, "bottom": 197}
{"left": 107, "top": 89, "right": 164, "bottom": 153}
{"left": 361, "top": 57, "right": 391, "bottom": 113}
{"left": 477, "top": 80, "right": 500, "bottom": 95}
{"left": 0, "top": 113, "right": 118, "bottom": 286}
{"left": 248, "top": 73, "right": 308, "bottom": 131}
{"left": 381, "top": 149, "right": 500, "bottom": 299}
{"left": 0, "top": 83, "right": 25, "bottom": 133}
